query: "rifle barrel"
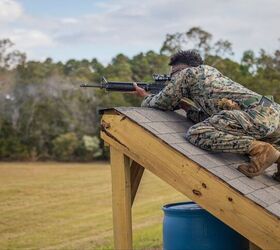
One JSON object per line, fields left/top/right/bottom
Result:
{"left": 80, "top": 81, "right": 167, "bottom": 94}
{"left": 80, "top": 84, "right": 103, "bottom": 88}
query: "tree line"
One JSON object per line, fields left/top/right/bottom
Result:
{"left": 0, "top": 27, "right": 279, "bottom": 161}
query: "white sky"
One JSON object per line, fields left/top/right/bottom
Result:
{"left": 0, "top": 0, "right": 279, "bottom": 64}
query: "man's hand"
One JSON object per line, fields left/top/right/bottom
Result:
{"left": 133, "top": 83, "right": 149, "bottom": 97}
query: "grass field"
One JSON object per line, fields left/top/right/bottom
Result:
{"left": 0, "top": 162, "right": 187, "bottom": 249}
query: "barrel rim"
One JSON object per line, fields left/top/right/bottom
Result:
{"left": 162, "top": 201, "right": 209, "bottom": 215}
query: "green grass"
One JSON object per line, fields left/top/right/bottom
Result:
{"left": 0, "top": 162, "right": 188, "bottom": 249}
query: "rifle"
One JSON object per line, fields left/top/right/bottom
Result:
{"left": 80, "top": 74, "right": 171, "bottom": 94}
{"left": 81, "top": 74, "right": 201, "bottom": 111}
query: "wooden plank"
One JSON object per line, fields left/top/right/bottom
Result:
{"left": 101, "top": 112, "right": 280, "bottom": 250}
{"left": 110, "top": 146, "right": 133, "bottom": 250}
{"left": 130, "top": 161, "right": 144, "bottom": 205}
{"left": 250, "top": 242, "right": 263, "bottom": 250}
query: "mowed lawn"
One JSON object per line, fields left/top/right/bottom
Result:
{"left": 0, "top": 162, "right": 187, "bottom": 250}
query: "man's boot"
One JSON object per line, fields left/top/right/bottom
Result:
{"left": 238, "top": 140, "right": 280, "bottom": 178}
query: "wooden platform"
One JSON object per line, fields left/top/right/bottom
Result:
{"left": 100, "top": 107, "right": 280, "bottom": 250}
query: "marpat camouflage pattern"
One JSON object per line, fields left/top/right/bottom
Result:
{"left": 141, "top": 65, "right": 280, "bottom": 153}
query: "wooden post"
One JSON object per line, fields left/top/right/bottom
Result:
{"left": 130, "top": 161, "right": 144, "bottom": 205}
{"left": 110, "top": 146, "right": 133, "bottom": 250}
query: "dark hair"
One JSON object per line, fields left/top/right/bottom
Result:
{"left": 169, "top": 50, "right": 203, "bottom": 67}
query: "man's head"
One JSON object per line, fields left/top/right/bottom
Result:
{"left": 169, "top": 50, "right": 203, "bottom": 76}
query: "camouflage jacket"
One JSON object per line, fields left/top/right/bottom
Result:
{"left": 141, "top": 65, "right": 267, "bottom": 116}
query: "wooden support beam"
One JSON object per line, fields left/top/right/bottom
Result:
{"left": 130, "top": 161, "right": 144, "bottom": 205}
{"left": 102, "top": 112, "right": 280, "bottom": 250}
{"left": 250, "top": 242, "right": 265, "bottom": 250}
{"left": 110, "top": 146, "right": 133, "bottom": 250}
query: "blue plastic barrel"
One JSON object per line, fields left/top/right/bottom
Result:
{"left": 162, "top": 202, "right": 249, "bottom": 250}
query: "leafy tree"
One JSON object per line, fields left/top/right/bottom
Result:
{"left": 160, "top": 33, "right": 186, "bottom": 55}
{"left": 186, "top": 27, "right": 212, "bottom": 57}
{"left": 52, "top": 132, "right": 79, "bottom": 161}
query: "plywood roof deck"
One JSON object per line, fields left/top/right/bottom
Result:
{"left": 100, "top": 107, "right": 280, "bottom": 250}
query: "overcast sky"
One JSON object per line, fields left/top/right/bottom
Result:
{"left": 0, "top": 0, "right": 279, "bottom": 64}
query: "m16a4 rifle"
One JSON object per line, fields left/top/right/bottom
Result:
{"left": 80, "top": 74, "right": 201, "bottom": 112}
{"left": 80, "top": 74, "right": 171, "bottom": 94}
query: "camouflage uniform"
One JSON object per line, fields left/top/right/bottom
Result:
{"left": 141, "top": 65, "right": 280, "bottom": 153}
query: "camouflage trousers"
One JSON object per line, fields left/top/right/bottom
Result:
{"left": 186, "top": 103, "right": 280, "bottom": 154}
